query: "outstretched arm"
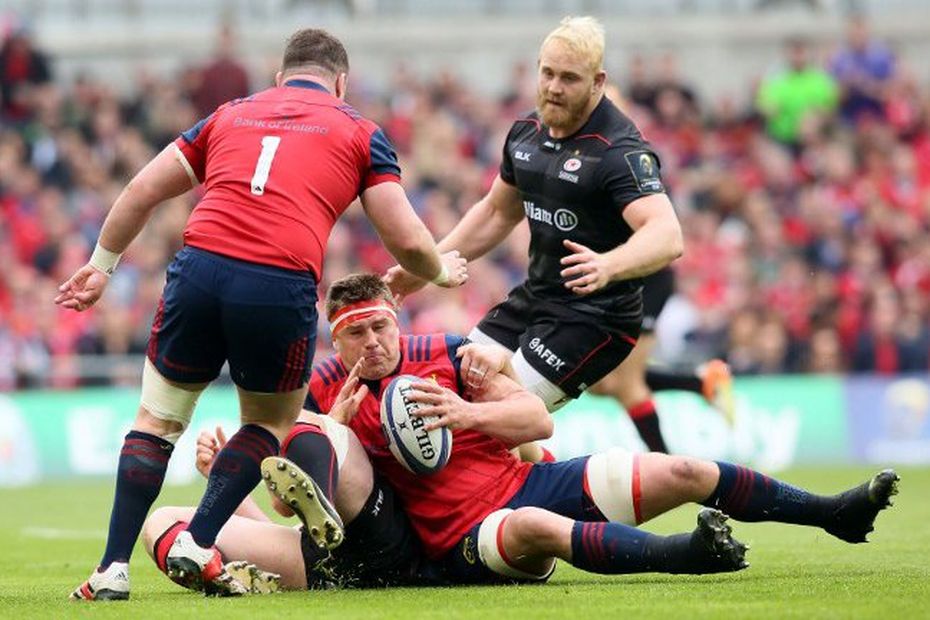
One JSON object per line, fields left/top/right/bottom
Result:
{"left": 437, "top": 175, "right": 525, "bottom": 260}
{"left": 384, "top": 175, "right": 523, "bottom": 297}
{"left": 54, "top": 145, "right": 193, "bottom": 311}
{"left": 360, "top": 182, "right": 467, "bottom": 288}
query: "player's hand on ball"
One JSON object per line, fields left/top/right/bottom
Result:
{"left": 195, "top": 426, "right": 227, "bottom": 478}
{"left": 560, "top": 239, "right": 612, "bottom": 295}
{"left": 457, "top": 343, "right": 510, "bottom": 392}
{"left": 54, "top": 264, "right": 110, "bottom": 311}
{"left": 407, "top": 381, "right": 474, "bottom": 432}
{"left": 329, "top": 359, "right": 369, "bottom": 425}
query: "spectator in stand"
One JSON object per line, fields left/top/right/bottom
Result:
{"left": 853, "top": 285, "right": 929, "bottom": 374}
{"left": 805, "top": 326, "right": 845, "bottom": 374}
{"left": 2, "top": 21, "right": 930, "bottom": 387}
{"left": 0, "top": 23, "right": 51, "bottom": 125}
{"left": 191, "top": 23, "right": 251, "bottom": 118}
{"left": 756, "top": 38, "right": 839, "bottom": 146}
{"left": 829, "top": 15, "right": 896, "bottom": 125}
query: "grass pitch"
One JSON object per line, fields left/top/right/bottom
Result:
{"left": 1, "top": 467, "right": 927, "bottom": 619}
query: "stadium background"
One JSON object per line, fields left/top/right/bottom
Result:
{"left": 3, "top": 0, "right": 930, "bottom": 483}
{"left": 0, "top": 2, "right": 929, "bottom": 617}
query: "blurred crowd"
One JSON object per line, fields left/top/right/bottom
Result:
{"left": 1, "top": 16, "right": 929, "bottom": 389}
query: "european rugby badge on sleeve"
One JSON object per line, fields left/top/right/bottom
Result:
{"left": 624, "top": 150, "right": 664, "bottom": 193}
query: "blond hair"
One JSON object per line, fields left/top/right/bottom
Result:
{"left": 541, "top": 16, "right": 606, "bottom": 74}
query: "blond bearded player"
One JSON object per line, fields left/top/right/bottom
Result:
{"left": 387, "top": 17, "right": 683, "bottom": 448}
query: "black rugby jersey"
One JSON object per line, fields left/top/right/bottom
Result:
{"left": 500, "top": 96, "right": 666, "bottom": 321}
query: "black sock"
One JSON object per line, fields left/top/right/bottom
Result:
{"left": 645, "top": 369, "right": 703, "bottom": 394}
{"left": 187, "top": 424, "right": 279, "bottom": 548}
{"left": 100, "top": 431, "right": 174, "bottom": 567}
{"left": 570, "top": 522, "right": 709, "bottom": 574}
{"left": 702, "top": 461, "right": 833, "bottom": 526}
{"left": 282, "top": 422, "right": 339, "bottom": 504}
{"left": 628, "top": 400, "right": 668, "bottom": 453}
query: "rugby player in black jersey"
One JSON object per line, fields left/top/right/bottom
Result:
{"left": 387, "top": 16, "right": 686, "bottom": 430}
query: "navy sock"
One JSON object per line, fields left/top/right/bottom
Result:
{"left": 702, "top": 461, "right": 833, "bottom": 526}
{"left": 282, "top": 423, "right": 339, "bottom": 504}
{"left": 187, "top": 424, "right": 279, "bottom": 548}
{"left": 100, "top": 431, "right": 174, "bottom": 567}
{"left": 628, "top": 400, "right": 668, "bottom": 453}
{"left": 645, "top": 369, "right": 703, "bottom": 394}
{"left": 570, "top": 522, "right": 701, "bottom": 574}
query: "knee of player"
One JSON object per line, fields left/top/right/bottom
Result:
{"left": 669, "top": 456, "right": 714, "bottom": 495}
{"left": 587, "top": 377, "right": 613, "bottom": 396}
{"left": 141, "top": 507, "right": 183, "bottom": 554}
{"left": 506, "top": 507, "right": 560, "bottom": 549}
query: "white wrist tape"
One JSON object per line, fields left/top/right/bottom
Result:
{"left": 430, "top": 263, "right": 450, "bottom": 285}
{"left": 89, "top": 243, "right": 122, "bottom": 276}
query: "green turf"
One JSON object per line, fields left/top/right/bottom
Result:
{"left": 1, "top": 467, "right": 927, "bottom": 619}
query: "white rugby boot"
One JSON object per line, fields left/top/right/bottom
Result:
{"left": 69, "top": 562, "right": 130, "bottom": 601}
{"left": 165, "top": 530, "right": 248, "bottom": 596}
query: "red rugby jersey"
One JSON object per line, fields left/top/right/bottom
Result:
{"left": 307, "top": 334, "right": 532, "bottom": 558}
{"left": 175, "top": 79, "right": 400, "bottom": 277}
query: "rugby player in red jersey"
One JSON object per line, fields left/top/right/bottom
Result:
{"left": 57, "top": 29, "right": 466, "bottom": 601}
{"left": 141, "top": 273, "right": 897, "bottom": 591}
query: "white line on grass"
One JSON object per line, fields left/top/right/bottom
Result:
{"left": 21, "top": 527, "right": 107, "bottom": 540}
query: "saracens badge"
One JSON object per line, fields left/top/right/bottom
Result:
{"left": 563, "top": 157, "right": 582, "bottom": 172}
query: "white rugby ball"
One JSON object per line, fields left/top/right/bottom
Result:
{"left": 380, "top": 374, "right": 452, "bottom": 475}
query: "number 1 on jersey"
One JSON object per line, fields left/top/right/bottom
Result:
{"left": 251, "top": 135, "right": 281, "bottom": 196}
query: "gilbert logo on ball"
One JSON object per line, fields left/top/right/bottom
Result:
{"left": 380, "top": 375, "right": 452, "bottom": 475}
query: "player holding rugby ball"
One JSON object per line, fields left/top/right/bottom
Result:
{"left": 143, "top": 273, "right": 897, "bottom": 591}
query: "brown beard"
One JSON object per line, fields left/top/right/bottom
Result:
{"left": 536, "top": 90, "right": 591, "bottom": 132}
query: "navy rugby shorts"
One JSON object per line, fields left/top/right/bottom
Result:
{"left": 440, "top": 456, "right": 603, "bottom": 584}
{"left": 474, "top": 283, "right": 640, "bottom": 398}
{"left": 146, "top": 246, "right": 318, "bottom": 392}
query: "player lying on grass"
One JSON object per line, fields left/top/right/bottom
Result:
{"left": 142, "top": 273, "right": 899, "bottom": 592}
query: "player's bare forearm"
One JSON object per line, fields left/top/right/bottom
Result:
{"left": 97, "top": 145, "right": 193, "bottom": 253}
{"left": 469, "top": 391, "right": 553, "bottom": 447}
{"left": 604, "top": 216, "right": 683, "bottom": 280}
{"left": 361, "top": 182, "right": 449, "bottom": 282}
{"left": 438, "top": 176, "right": 523, "bottom": 261}
{"left": 383, "top": 177, "right": 517, "bottom": 295}
{"left": 559, "top": 194, "right": 682, "bottom": 295}
{"left": 387, "top": 227, "right": 444, "bottom": 281}
{"left": 469, "top": 374, "right": 553, "bottom": 446}
{"left": 608, "top": 193, "right": 683, "bottom": 280}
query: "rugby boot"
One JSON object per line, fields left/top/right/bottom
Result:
{"left": 223, "top": 561, "right": 281, "bottom": 595}
{"left": 261, "top": 456, "right": 344, "bottom": 550}
{"left": 671, "top": 508, "right": 749, "bottom": 574}
{"left": 69, "top": 562, "right": 130, "bottom": 601}
{"left": 824, "top": 469, "right": 899, "bottom": 543}
{"left": 699, "top": 359, "right": 736, "bottom": 426}
{"left": 165, "top": 530, "right": 248, "bottom": 596}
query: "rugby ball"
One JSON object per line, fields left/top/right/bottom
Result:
{"left": 380, "top": 374, "right": 452, "bottom": 475}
